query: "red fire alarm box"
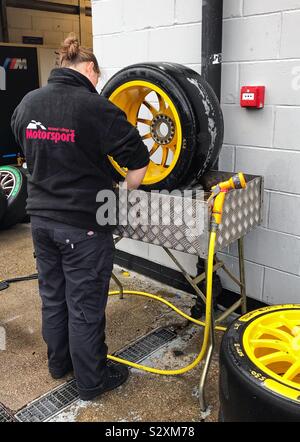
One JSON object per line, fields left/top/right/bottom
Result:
{"left": 240, "top": 86, "right": 265, "bottom": 109}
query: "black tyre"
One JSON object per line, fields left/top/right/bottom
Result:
{"left": 0, "top": 166, "right": 28, "bottom": 229}
{"left": 0, "top": 186, "right": 7, "bottom": 223}
{"left": 102, "top": 62, "right": 224, "bottom": 190}
{"left": 219, "top": 305, "right": 300, "bottom": 422}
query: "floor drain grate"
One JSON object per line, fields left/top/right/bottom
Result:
{"left": 0, "top": 403, "right": 16, "bottom": 422}
{"left": 14, "top": 327, "right": 176, "bottom": 422}
{"left": 15, "top": 379, "right": 78, "bottom": 422}
{"left": 114, "top": 327, "right": 177, "bottom": 363}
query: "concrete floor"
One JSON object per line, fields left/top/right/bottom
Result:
{"left": 0, "top": 223, "right": 222, "bottom": 422}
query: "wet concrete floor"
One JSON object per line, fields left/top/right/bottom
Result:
{"left": 0, "top": 223, "right": 222, "bottom": 422}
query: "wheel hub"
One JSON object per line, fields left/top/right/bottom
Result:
{"left": 150, "top": 114, "right": 175, "bottom": 145}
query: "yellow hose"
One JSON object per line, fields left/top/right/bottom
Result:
{"left": 106, "top": 230, "right": 220, "bottom": 375}
{"left": 107, "top": 289, "right": 225, "bottom": 332}
{"left": 106, "top": 174, "right": 246, "bottom": 375}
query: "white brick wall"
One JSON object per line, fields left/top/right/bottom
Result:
{"left": 92, "top": 0, "right": 300, "bottom": 305}
{"left": 240, "top": 61, "right": 300, "bottom": 106}
{"left": 281, "top": 11, "right": 300, "bottom": 59}
{"left": 244, "top": 0, "right": 300, "bottom": 16}
{"left": 148, "top": 24, "right": 201, "bottom": 64}
{"left": 223, "top": 15, "right": 281, "bottom": 62}
{"left": 223, "top": 0, "right": 243, "bottom": 19}
{"left": 123, "top": 0, "right": 174, "bottom": 31}
{"left": 223, "top": 106, "right": 275, "bottom": 147}
{"left": 264, "top": 268, "right": 300, "bottom": 304}
{"left": 175, "top": 0, "right": 202, "bottom": 23}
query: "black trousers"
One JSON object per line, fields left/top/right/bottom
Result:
{"left": 31, "top": 216, "right": 115, "bottom": 399}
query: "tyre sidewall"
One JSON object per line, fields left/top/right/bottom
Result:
{"left": 155, "top": 63, "right": 224, "bottom": 177}
{"left": 220, "top": 306, "right": 300, "bottom": 422}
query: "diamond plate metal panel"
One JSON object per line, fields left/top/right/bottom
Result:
{"left": 216, "top": 177, "right": 263, "bottom": 251}
{"left": 114, "top": 174, "right": 263, "bottom": 258}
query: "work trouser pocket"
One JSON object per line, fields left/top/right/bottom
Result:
{"left": 81, "top": 243, "right": 114, "bottom": 324}
{"left": 56, "top": 229, "right": 114, "bottom": 324}
{"left": 54, "top": 228, "right": 103, "bottom": 269}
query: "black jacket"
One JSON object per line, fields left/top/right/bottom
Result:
{"left": 11, "top": 68, "right": 150, "bottom": 231}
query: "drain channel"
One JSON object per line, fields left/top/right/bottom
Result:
{"left": 15, "top": 379, "right": 78, "bottom": 422}
{"left": 0, "top": 403, "right": 16, "bottom": 422}
{"left": 14, "top": 327, "right": 177, "bottom": 422}
{"left": 115, "top": 326, "right": 177, "bottom": 363}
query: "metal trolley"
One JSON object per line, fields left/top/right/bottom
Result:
{"left": 112, "top": 171, "right": 264, "bottom": 411}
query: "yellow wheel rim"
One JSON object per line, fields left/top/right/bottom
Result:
{"left": 108, "top": 80, "right": 182, "bottom": 186}
{"left": 243, "top": 309, "right": 300, "bottom": 391}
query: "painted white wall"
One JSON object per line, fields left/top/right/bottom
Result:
{"left": 92, "top": 0, "right": 300, "bottom": 304}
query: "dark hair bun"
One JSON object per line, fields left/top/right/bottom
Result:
{"left": 58, "top": 32, "right": 100, "bottom": 74}
{"left": 61, "top": 33, "right": 79, "bottom": 60}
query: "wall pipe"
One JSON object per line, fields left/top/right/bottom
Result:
{"left": 197, "top": 0, "right": 224, "bottom": 286}
{"left": 201, "top": 0, "right": 223, "bottom": 102}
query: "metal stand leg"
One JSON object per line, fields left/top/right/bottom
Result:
{"left": 112, "top": 236, "right": 124, "bottom": 299}
{"left": 111, "top": 272, "right": 124, "bottom": 299}
{"left": 199, "top": 318, "right": 215, "bottom": 412}
{"left": 238, "top": 237, "right": 247, "bottom": 314}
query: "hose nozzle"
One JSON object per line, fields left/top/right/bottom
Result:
{"left": 211, "top": 172, "right": 246, "bottom": 194}
{"left": 210, "top": 173, "right": 247, "bottom": 227}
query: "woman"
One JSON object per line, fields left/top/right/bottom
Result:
{"left": 11, "top": 34, "right": 149, "bottom": 401}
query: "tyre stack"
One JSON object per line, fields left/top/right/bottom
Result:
{"left": 102, "top": 62, "right": 224, "bottom": 190}
{"left": 0, "top": 165, "right": 28, "bottom": 230}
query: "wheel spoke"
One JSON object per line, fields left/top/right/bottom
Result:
{"left": 257, "top": 325, "right": 293, "bottom": 343}
{"left": 258, "top": 351, "right": 294, "bottom": 365}
{"left": 2, "top": 178, "right": 14, "bottom": 188}
{"left": 149, "top": 142, "right": 160, "bottom": 156}
{"left": 143, "top": 101, "right": 158, "bottom": 116}
{"left": 1, "top": 175, "right": 12, "bottom": 185}
{"left": 157, "top": 93, "right": 166, "bottom": 112}
{"left": 249, "top": 339, "right": 290, "bottom": 353}
{"left": 137, "top": 118, "right": 152, "bottom": 126}
{"left": 142, "top": 133, "right": 153, "bottom": 141}
{"left": 282, "top": 360, "right": 300, "bottom": 381}
{"left": 278, "top": 315, "right": 300, "bottom": 333}
{"left": 161, "top": 146, "right": 169, "bottom": 166}
{"left": 0, "top": 172, "right": 15, "bottom": 198}
{"left": 164, "top": 105, "right": 174, "bottom": 119}
{"left": 165, "top": 142, "right": 176, "bottom": 152}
